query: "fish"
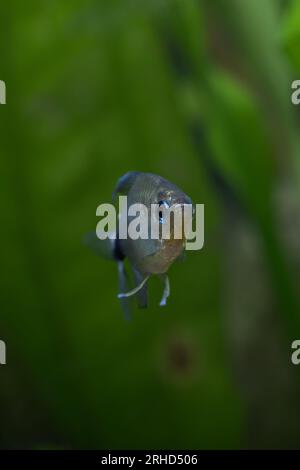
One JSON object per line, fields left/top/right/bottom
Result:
{"left": 85, "top": 171, "right": 193, "bottom": 318}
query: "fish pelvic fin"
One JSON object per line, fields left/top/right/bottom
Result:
{"left": 159, "top": 274, "right": 170, "bottom": 307}
{"left": 118, "top": 275, "right": 150, "bottom": 301}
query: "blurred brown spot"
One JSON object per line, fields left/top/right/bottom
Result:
{"left": 162, "top": 334, "right": 197, "bottom": 383}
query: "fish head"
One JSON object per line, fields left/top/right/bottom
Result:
{"left": 155, "top": 185, "right": 194, "bottom": 244}
{"left": 116, "top": 172, "right": 194, "bottom": 274}
{"left": 136, "top": 180, "right": 194, "bottom": 274}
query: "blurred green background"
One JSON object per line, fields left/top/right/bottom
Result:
{"left": 1, "top": 0, "right": 300, "bottom": 450}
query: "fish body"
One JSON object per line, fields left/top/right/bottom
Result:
{"left": 86, "top": 171, "right": 192, "bottom": 317}
{"left": 116, "top": 172, "right": 191, "bottom": 275}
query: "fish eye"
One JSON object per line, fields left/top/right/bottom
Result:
{"left": 158, "top": 200, "right": 169, "bottom": 223}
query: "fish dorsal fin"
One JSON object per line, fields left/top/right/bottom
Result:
{"left": 112, "top": 171, "right": 140, "bottom": 200}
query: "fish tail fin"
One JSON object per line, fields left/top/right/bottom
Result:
{"left": 117, "top": 261, "right": 133, "bottom": 321}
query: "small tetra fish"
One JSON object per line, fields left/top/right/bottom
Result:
{"left": 85, "top": 171, "right": 193, "bottom": 319}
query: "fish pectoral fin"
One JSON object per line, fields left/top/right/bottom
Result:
{"left": 139, "top": 240, "right": 161, "bottom": 259}
{"left": 159, "top": 274, "right": 170, "bottom": 307}
{"left": 83, "top": 231, "right": 116, "bottom": 260}
{"left": 118, "top": 275, "right": 150, "bottom": 299}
